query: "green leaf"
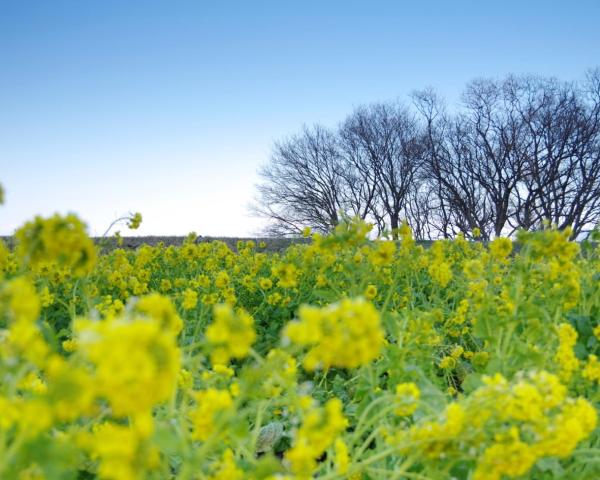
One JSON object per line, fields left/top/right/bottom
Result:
{"left": 256, "top": 422, "right": 284, "bottom": 454}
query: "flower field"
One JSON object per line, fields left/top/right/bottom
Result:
{"left": 1, "top": 212, "right": 600, "bottom": 480}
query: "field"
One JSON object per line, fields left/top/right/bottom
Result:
{"left": 1, "top": 214, "right": 600, "bottom": 479}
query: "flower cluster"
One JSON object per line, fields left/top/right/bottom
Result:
{"left": 75, "top": 313, "right": 180, "bottom": 417}
{"left": 205, "top": 304, "right": 256, "bottom": 365}
{"left": 285, "top": 397, "right": 348, "bottom": 477}
{"left": 15, "top": 213, "right": 97, "bottom": 275}
{"left": 284, "top": 297, "right": 384, "bottom": 370}
{"left": 396, "top": 371, "right": 596, "bottom": 480}
{"left": 0, "top": 209, "right": 599, "bottom": 479}
{"left": 554, "top": 322, "right": 580, "bottom": 381}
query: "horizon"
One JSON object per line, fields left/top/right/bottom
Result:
{"left": 1, "top": 0, "right": 599, "bottom": 236}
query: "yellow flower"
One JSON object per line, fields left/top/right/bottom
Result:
{"left": 213, "top": 364, "right": 235, "bottom": 377}
{"left": 2, "top": 276, "right": 40, "bottom": 324}
{"left": 528, "top": 370, "right": 566, "bottom": 409}
{"left": 334, "top": 439, "right": 350, "bottom": 474}
{"left": 44, "top": 355, "right": 96, "bottom": 421}
{"left": 395, "top": 382, "right": 420, "bottom": 416}
{"left": 429, "top": 261, "right": 452, "bottom": 288}
{"left": 439, "top": 356, "right": 456, "bottom": 370}
{"left": 554, "top": 323, "right": 579, "bottom": 381}
{"left": 489, "top": 237, "right": 512, "bottom": 259}
{"left": 15, "top": 213, "right": 97, "bottom": 276}
{"left": 39, "top": 286, "right": 55, "bottom": 307}
{"left": 127, "top": 212, "right": 143, "bottom": 230}
{"left": 400, "top": 369, "right": 596, "bottom": 478}
{"left": 215, "top": 270, "right": 230, "bottom": 289}
{"left": 80, "top": 421, "right": 157, "bottom": 480}
{"left": 285, "top": 398, "right": 347, "bottom": 477}
{"left": 369, "top": 240, "right": 396, "bottom": 266}
{"left": 535, "top": 397, "right": 597, "bottom": 458}
{"left": 18, "top": 371, "right": 47, "bottom": 395}
{"left": 505, "top": 381, "right": 545, "bottom": 422}
{"left": 259, "top": 277, "right": 273, "bottom": 290}
{"left": 1, "top": 277, "right": 49, "bottom": 365}
{"left": 208, "top": 449, "right": 243, "bottom": 480}
{"left": 135, "top": 293, "right": 183, "bottom": 334}
{"left": 444, "top": 403, "right": 465, "bottom": 435}
{"left": 463, "top": 259, "right": 484, "bottom": 280}
{"left": 273, "top": 263, "right": 299, "bottom": 289}
{"left": 190, "top": 388, "right": 233, "bottom": 441}
{"left": 178, "top": 368, "right": 193, "bottom": 389}
{"left": 450, "top": 345, "right": 464, "bottom": 359}
{"left": 582, "top": 354, "right": 600, "bottom": 382}
{"left": 284, "top": 298, "right": 384, "bottom": 371}
{"left": 202, "top": 292, "right": 219, "bottom": 305}
{"left": 474, "top": 439, "right": 536, "bottom": 480}
{"left": 364, "top": 284, "right": 377, "bottom": 300}
{"left": 267, "top": 292, "right": 283, "bottom": 306}
{"left": 206, "top": 304, "right": 256, "bottom": 366}
{"left": 16, "top": 399, "right": 53, "bottom": 436}
{"left": 182, "top": 288, "right": 198, "bottom": 310}
{"left": 62, "top": 338, "right": 78, "bottom": 352}
{"left": 75, "top": 313, "right": 180, "bottom": 417}
{"left": 159, "top": 279, "right": 172, "bottom": 292}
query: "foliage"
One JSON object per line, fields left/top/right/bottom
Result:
{"left": 1, "top": 213, "right": 600, "bottom": 479}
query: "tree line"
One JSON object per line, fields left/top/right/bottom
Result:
{"left": 254, "top": 70, "right": 600, "bottom": 240}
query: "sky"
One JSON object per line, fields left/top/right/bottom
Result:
{"left": 1, "top": 0, "right": 599, "bottom": 237}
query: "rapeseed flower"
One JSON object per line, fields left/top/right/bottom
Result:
{"left": 285, "top": 398, "right": 347, "bottom": 477}
{"left": 205, "top": 304, "right": 256, "bottom": 365}
{"left": 15, "top": 213, "right": 97, "bottom": 275}
{"left": 127, "top": 212, "right": 143, "bottom": 230}
{"left": 182, "top": 288, "right": 198, "bottom": 310}
{"left": 75, "top": 313, "right": 180, "bottom": 417}
{"left": 190, "top": 388, "right": 234, "bottom": 441}
{"left": 364, "top": 284, "right": 377, "bottom": 300}
{"left": 554, "top": 323, "right": 579, "bottom": 381}
{"left": 284, "top": 298, "right": 384, "bottom": 370}
{"left": 582, "top": 354, "right": 600, "bottom": 382}
{"left": 395, "top": 382, "right": 420, "bottom": 416}
{"left": 489, "top": 237, "right": 512, "bottom": 259}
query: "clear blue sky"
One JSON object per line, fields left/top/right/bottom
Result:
{"left": 1, "top": 0, "right": 599, "bottom": 236}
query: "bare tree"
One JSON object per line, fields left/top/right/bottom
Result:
{"left": 336, "top": 124, "right": 382, "bottom": 232}
{"left": 414, "top": 73, "right": 600, "bottom": 239}
{"left": 507, "top": 73, "right": 600, "bottom": 238}
{"left": 253, "top": 125, "right": 346, "bottom": 235}
{"left": 255, "top": 69, "right": 600, "bottom": 239}
{"left": 339, "top": 102, "right": 424, "bottom": 237}
{"left": 414, "top": 90, "right": 495, "bottom": 239}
